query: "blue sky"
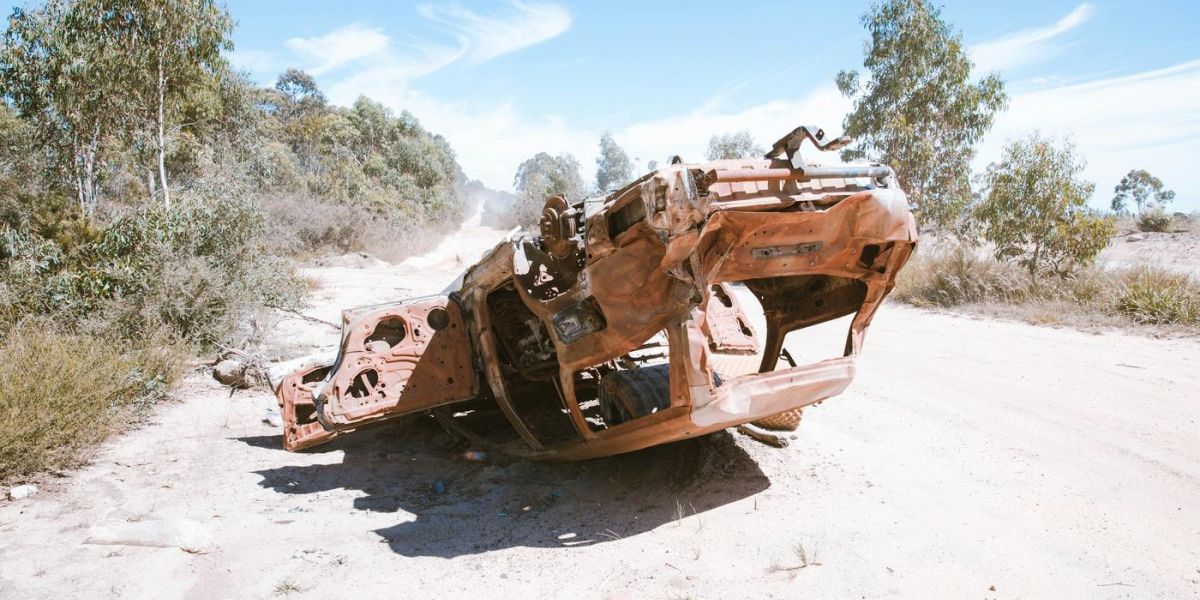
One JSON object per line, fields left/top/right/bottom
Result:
{"left": 12, "top": 0, "right": 1200, "bottom": 209}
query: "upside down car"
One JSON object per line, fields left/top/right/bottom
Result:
{"left": 274, "top": 125, "right": 917, "bottom": 460}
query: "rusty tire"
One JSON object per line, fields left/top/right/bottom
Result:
{"left": 752, "top": 407, "right": 803, "bottom": 431}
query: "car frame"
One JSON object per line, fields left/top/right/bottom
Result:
{"left": 275, "top": 125, "right": 918, "bottom": 460}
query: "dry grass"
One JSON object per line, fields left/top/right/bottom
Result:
{"left": 893, "top": 244, "right": 1032, "bottom": 307}
{"left": 1112, "top": 267, "right": 1199, "bottom": 324}
{"left": 0, "top": 322, "right": 184, "bottom": 481}
{"left": 893, "top": 242, "right": 1200, "bottom": 331}
{"left": 272, "top": 579, "right": 305, "bottom": 596}
{"left": 768, "top": 541, "right": 822, "bottom": 574}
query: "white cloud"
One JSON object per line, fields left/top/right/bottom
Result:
{"left": 416, "top": 1, "right": 572, "bottom": 64}
{"left": 615, "top": 85, "right": 851, "bottom": 175}
{"left": 228, "top": 48, "right": 280, "bottom": 79}
{"left": 343, "top": 84, "right": 849, "bottom": 194}
{"left": 980, "top": 60, "right": 1200, "bottom": 210}
{"left": 970, "top": 3, "right": 1093, "bottom": 73}
{"left": 285, "top": 23, "right": 391, "bottom": 75}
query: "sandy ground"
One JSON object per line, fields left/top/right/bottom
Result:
{"left": 2, "top": 216, "right": 1199, "bottom": 599}
{"left": 1098, "top": 230, "right": 1200, "bottom": 276}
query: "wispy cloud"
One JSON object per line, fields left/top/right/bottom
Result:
{"left": 277, "top": 1, "right": 571, "bottom": 84}
{"left": 980, "top": 59, "right": 1200, "bottom": 207}
{"left": 285, "top": 23, "right": 391, "bottom": 76}
{"left": 970, "top": 3, "right": 1093, "bottom": 73}
{"left": 416, "top": 1, "right": 572, "bottom": 64}
{"left": 280, "top": 2, "right": 574, "bottom": 188}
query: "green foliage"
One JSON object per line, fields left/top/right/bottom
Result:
{"left": 1112, "top": 169, "right": 1174, "bottom": 215}
{"left": 0, "top": 104, "right": 42, "bottom": 183}
{"left": 706, "top": 130, "right": 762, "bottom": 160}
{"left": 254, "top": 86, "right": 463, "bottom": 230}
{"left": 0, "top": 321, "right": 184, "bottom": 480}
{"left": 274, "top": 68, "right": 327, "bottom": 116}
{"left": 975, "top": 134, "right": 1114, "bottom": 276}
{"left": 837, "top": 0, "right": 1007, "bottom": 231}
{"left": 595, "top": 131, "right": 632, "bottom": 192}
{"left": 0, "top": 188, "right": 304, "bottom": 347}
{"left": 510, "top": 152, "right": 585, "bottom": 226}
{"left": 1136, "top": 209, "right": 1173, "bottom": 233}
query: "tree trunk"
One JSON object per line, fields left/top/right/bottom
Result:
{"left": 80, "top": 121, "right": 101, "bottom": 215}
{"left": 156, "top": 50, "right": 170, "bottom": 209}
{"left": 72, "top": 135, "right": 86, "bottom": 214}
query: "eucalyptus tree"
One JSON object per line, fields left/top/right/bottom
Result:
{"left": 0, "top": 0, "right": 128, "bottom": 213}
{"left": 595, "top": 131, "right": 632, "bottom": 192}
{"left": 511, "top": 152, "right": 584, "bottom": 227}
{"left": 109, "top": 0, "right": 233, "bottom": 207}
{"left": 1111, "top": 169, "right": 1175, "bottom": 215}
{"left": 975, "top": 134, "right": 1113, "bottom": 276}
{"left": 705, "top": 130, "right": 761, "bottom": 160}
{"left": 836, "top": 0, "right": 1007, "bottom": 231}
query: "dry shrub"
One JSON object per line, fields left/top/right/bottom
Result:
{"left": 0, "top": 321, "right": 185, "bottom": 480}
{"left": 1112, "top": 267, "right": 1199, "bottom": 325}
{"left": 261, "top": 193, "right": 451, "bottom": 262}
{"left": 1137, "top": 210, "right": 1172, "bottom": 233}
{"left": 892, "top": 243, "right": 1032, "bottom": 307}
{"left": 894, "top": 242, "right": 1200, "bottom": 328}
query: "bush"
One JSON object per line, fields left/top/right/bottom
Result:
{"left": 0, "top": 322, "right": 184, "bottom": 480}
{"left": 975, "top": 135, "right": 1114, "bottom": 275}
{"left": 1113, "top": 267, "right": 1199, "bottom": 324}
{"left": 0, "top": 190, "right": 305, "bottom": 348}
{"left": 1136, "top": 210, "right": 1172, "bottom": 233}
{"left": 93, "top": 193, "right": 305, "bottom": 346}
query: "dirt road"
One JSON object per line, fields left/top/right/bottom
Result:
{"left": 2, "top": 217, "right": 1198, "bottom": 599}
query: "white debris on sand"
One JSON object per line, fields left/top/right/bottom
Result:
{"left": 7, "top": 484, "right": 37, "bottom": 500}
{"left": 85, "top": 518, "right": 214, "bottom": 553}
{"left": 263, "top": 408, "right": 283, "bottom": 428}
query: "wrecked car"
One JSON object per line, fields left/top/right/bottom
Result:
{"left": 274, "top": 125, "right": 917, "bottom": 459}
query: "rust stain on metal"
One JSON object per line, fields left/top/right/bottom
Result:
{"left": 276, "top": 125, "right": 918, "bottom": 460}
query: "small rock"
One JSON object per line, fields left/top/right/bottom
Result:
{"left": 264, "top": 408, "right": 284, "bottom": 428}
{"left": 213, "top": 359, "right": 249, "bottom": 388}
{"left": 8, "top": 484, "right": 38, "bottom": 500}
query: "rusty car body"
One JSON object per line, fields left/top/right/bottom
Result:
{"left": 274, "top": 125, "right": 917, "bottom": 460}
